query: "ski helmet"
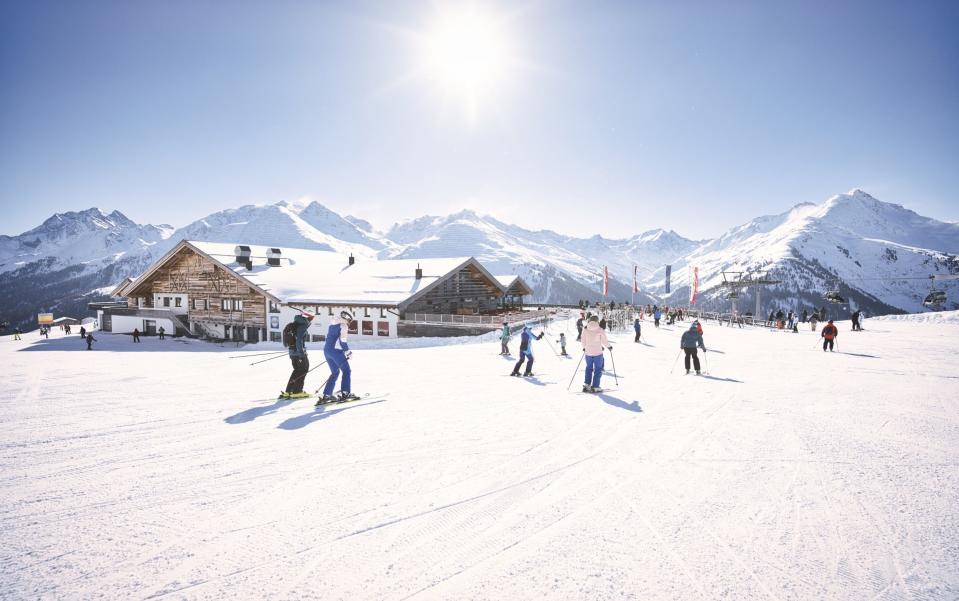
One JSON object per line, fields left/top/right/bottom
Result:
{"left": 340, "top": 310, "right": 354, "bottom": 322}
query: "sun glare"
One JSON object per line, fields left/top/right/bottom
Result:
{"left": 421, "top": 7, "right": 513, "bottom": 121}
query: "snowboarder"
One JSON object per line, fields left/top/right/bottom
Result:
{"left": 575, "top": 314, "right": 585, "bottom": 341}
{"left": 281, "top": 312, "right": 314, "bottom": 399}
{"left": 158, "top": 326, "right": 165, "bottom": 340}
{"left": 500, "top": 322, "right": 511, "bottom": 355}
{"left": 319, "top": 311, "right": 359, "bottom": 404}
{"left": 680, "top": 323, "right": 707, "bottom": 374}
{"left": 557, "top": 332, "right": 569, "bottom": 356}
{"left": 851, "top": 310, "right": 862, "bottom": 331}
{"left": 821, "top": 320, "right": 838, "bottom": 352}
{"left": 511, "top": 322, "right": 544, "bottom": 377}
{"left": 85, "top": 332, "right": 96, "bottom": 350}
{"left": 633, "top": 318, "right": 642, "bottom": 342}
{"left": 581, "top": 315, "right": 612, "bottom": 392}
{"left": 13, "top": 327, "right": 21, "bottom": 340}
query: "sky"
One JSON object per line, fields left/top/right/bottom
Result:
{"left": 1, "top": 0, "right": 957, "bottom": 239}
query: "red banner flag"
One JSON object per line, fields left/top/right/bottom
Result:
{"left": 689, "top": 266, "right": 699, "bottom": 305}
{"left": 603, "top": 266, "right": 609, "bottom": 297}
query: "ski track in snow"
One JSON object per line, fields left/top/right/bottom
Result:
{"left": 1, "top": 316, "right": 958, "bottom": 600}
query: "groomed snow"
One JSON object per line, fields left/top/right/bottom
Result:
{"left": 1, "top": 316, "right": 957, "bottom": 599}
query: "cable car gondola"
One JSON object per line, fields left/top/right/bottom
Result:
{"left": 923, "top": 290, "right": 946, "bottom": 307}
{"left": 823, "top": 290, "right": 845, "bottom": 304}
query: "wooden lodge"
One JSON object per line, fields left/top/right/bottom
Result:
{"left": 103, "top": 240, "right": 535, "bottom": 341}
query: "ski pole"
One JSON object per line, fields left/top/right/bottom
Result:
{"left": 542, "top": 334, "right": 561, "bottom": 357}
{"left": 251, "top": 353, "right": 288, "bottom": 366}
{"left": 307, "top": 360, "right": 328, "bottom": 374}
{"left": 669, "top": 349, "right": 682, "bottom": 374}
{"left": 231, "top": 351, "right": 286, "bottom": 359}
{"left": 703, "top": 351, "right": 710, "bottom": 375}
{"left": 566, "top": 351, "right": 586, "bottom": 391}
{"left": 608, "top": 348, "right": 619, "bottom": 387}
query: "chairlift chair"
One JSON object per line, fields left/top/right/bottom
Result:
{"left": 923, "top": 290, "right": 946, "bottom": 307}
{"left": 824, "top": 290, "right": 845, "bottom": 304}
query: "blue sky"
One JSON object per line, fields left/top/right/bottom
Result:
{"left": 1, "top": 0, "right": 957, "bottom": 239}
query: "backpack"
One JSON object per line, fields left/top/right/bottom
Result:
{"left": 282, "top": 322, "right": 298, "bottom": 348}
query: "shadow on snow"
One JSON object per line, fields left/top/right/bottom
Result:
{"left": 277, "top": 399, "right": 388, "bottom": 430}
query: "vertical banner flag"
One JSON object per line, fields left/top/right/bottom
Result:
{"left": 633, "top": 265, "right": 639, "bottom": 294}
{"left": 689, "top": 266, "right": 699, "bottom": 305}
{"left": 664, "top": 265, "right": 672, "bottom": 294}
{"left": 603, "top": 266, "right": 609, "bottom": 297}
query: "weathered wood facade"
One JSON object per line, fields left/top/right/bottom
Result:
{"left": 122, "top": 246, "right": 270, "bottom": 340}
{"left": 402, "top": 263, "right": 502, "bottom": 316}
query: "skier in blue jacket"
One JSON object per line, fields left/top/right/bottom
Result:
{"left": 282, "top": 312, "right": 314, "bottom": 399}
{"left": 510, "top": 322, "right": 544, "bottom": 377}
{"left": 653, "top": 306, "right": 662, "bottom": 328}
{"left": 318, "top": 310, "right": 359, "bottom": 404}
{"left": 680, "top": 322, "right": 707, "bottom": 375}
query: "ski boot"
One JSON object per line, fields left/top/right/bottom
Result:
{"left": 685, "top": 369, "right": 690, "bottom": 375}
{"left": 338, "top": 391, "right": 361, "bottom": 402}
{"left": 279, "top": 391, "right": 291, "bottom": 399}
{"left": 288, "top": 391, "right": 312, "bottom": 399}
{"left": 582, "top": 384, "right": 591, "bottom": 393}
{"left": 523, "top": 372, "right": 534, "bottom": 378}
{"left": 315, "top": 395, "right": 337, "bottom": 406}
{"left": 510, "top": 371, "right": 521, "bottom": 377}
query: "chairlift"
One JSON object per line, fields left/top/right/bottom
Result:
{"left": 923, "top": 290, "right": 946, "bottom": 307}
{"left": 727, "top": 290, "right": 739, "bottom": 300}
{"left": 824, "top": 290, "right": 845, "bottom": 304}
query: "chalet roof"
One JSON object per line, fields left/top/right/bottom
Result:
{"left": 188, "top": 241, "right": 500, "bottom": 307}
{"left": 495, "top": 274, "right": 533, "bottom": 296}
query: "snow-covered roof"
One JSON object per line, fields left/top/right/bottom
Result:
{"left": 188, "top": 241, "right": 489, "bottom": 306}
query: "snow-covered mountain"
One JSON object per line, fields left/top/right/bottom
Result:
{"left": 384, "top": 210, "right": 697, "bottom": 304}
{"left": 648, "top": 190, "right": 959, "bottom": 314}
{"left": 3, "top": 190, "right": 957, "bottom": 331}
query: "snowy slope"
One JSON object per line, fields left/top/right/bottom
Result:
{"left": 2, "top": 316, "right": 957, "bottom": 599}
{"left": 648, "top": 190, "right": 959, "bottom": 314}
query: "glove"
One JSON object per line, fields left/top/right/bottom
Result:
{"left": 345, "top": 350, "right": 353, "bottom": 360}
{"left": 607, "top": 345, "right": 613, "bottom": 351}
{"left": 703, "top": 348, "right": 707, "bottom": 353}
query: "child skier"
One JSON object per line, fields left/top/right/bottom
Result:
{"left": 281, "top": 312, "right": 314, "bottom": 399}
{"left": 557, "top": 332, "right": 568, "bottom": 356}
{"left": 500, "top": 322, "right": 511, "bottom": 355}
{"left": 319, "top": 311, "right": 359, "bottom": 404}
{"left": 581, "top": 315, "right": 612, "bottom": 392}
{"left": 821, "top": 320, "right": 838, "bottom": 352}
{"left": 510, "top": 322, "right": 544, "bottom": 377}
{"left": 680, "top": 322, "right": 707, "bottom": 375}
{"left": 634, "top": 318, "right": 642, "bottom": 342}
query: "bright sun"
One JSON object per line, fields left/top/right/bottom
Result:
{"left": 421, "top": 7, "right": 514, "bottom": 121}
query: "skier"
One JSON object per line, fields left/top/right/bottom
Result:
{"left": 851, "top": 310, "right": 862, "bottom": 332}
{"left": 653, "top": 306, "right": 662, "bottom": 328}
{"left": 680, "top": 322, "right": 707, "bottom": 375}
{"left": 810, "top": 314, "right": 819, "bottom": 332}
{"left": 42, "top": 327, "right": 49, "bottom": 339}
{"left": 319, "top": 310, "right": 359, "bottom": 404}
{"left": 575, "top": 314, "right": 584, "bottom": 341}
{"left": 499, "top": 322, "right": 511, "bottom": 355}
{"left": 787, "top": 311, "right": 795, "bottom": 330}
{"left": 85, "top": 332, "right": 96, "bottom": 350}
{"left": 510, "top": 322, "right": 544, "bottom": 377}
{"left": 599, "top": 317, "right": 607, "bottom": 331}
{"left": 633, "top": 317, "right": 642, "bottom": 342}
{"left": 132, "top": 328, "right": 141, "bottom": 343}
{"left": 14, "top": 327, "right": 21, "bottom": 340}
{"left": 557, "top": 332, "right": 569, "bottom": 356}
{"left": 281, "top": 312, "right": 314, "bottom": 400}
{"left": 158, "top": 326, "right": 165, "bottom": 340}
{"left": 821, "top": 320, "right": 838, "bottom": 352}
{"left": 581, "top": 315, "right": 612, "bottom": 393}
{"left": 80, "top": 326, "right": 86, "bottom": 339}
{"left": 694, "top": 319, "right": 703, "bottom": 335}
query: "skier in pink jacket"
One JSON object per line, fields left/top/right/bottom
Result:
{"left": 580, "top": 315, "right": 612, "bottom": 393}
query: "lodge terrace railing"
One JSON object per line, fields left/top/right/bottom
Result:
{"left": 403, "top": 309, "right": 552, "bottom": 327}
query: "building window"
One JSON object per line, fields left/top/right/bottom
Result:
{"left": 363, "top": 307, "right": 370, "bottom": 317}
{"left": 270, "top": 331, "right": 282, "bottom": 342}
{"left": 328, "top": 306, "right": 334, "bottom": 316}
{"left": 348, "top": 320, "right": 358, "bottom": 335}
{"left": 175, "top": 297, "right": 182, "bottom": 308}
{"left": 362, "top": 321, "right": 373, "bottom": 336}
{"left": 221, "top": 298, "right": 243, "bottom": 311}
{"left": 311, "top": 334, "right": 325, "bottom": 343}
{"left": 163, "top": 297, "right": 171, "bottom": 307}
{"left": 379, "top": 307, "right": 386, "bottom": 318}
{"left": 377, "top": 321, "right": 390, "bottom": 336}
{"left": 269, "top": 301, "right": 281, "bottom": 313}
